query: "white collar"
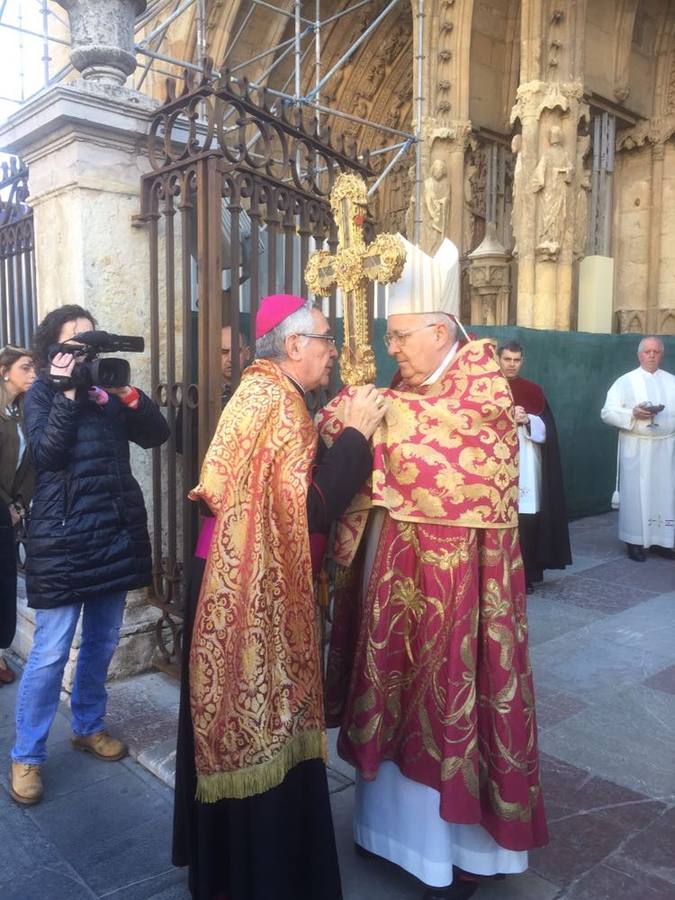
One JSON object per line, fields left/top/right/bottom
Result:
{"left": 422, "top": 342, "right": 459, "bottom": 386}
{"left": 279, "top": 366, "right": 306, "bottom": 395}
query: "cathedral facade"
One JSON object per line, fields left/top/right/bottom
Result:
{"left": 134, "top": 0, "right": 675, "bottom": 334}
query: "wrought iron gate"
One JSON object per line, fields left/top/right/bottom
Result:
{"left": 0, "top": 157, "right": 37, "bottom": 348}
{"left": 139, "top": 64, "right": 371, "bottom": 673}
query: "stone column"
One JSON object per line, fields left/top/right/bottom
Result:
{"left": 467, "top": 223, "right": 510, "bottom": 325}
{"left": 510, "top": 80, "right": 588, "bottom": 331}
{"left": 0, "top": 8, "right": 161, "bottom": 686}
{"left": 407, "top": 0, "right": 473, "bottom": 255}
{"left": 646, "top": 142, "right": 665, "bottom": 334}
{"left": 613, "top": 117, "right": 675, "bottom": 334}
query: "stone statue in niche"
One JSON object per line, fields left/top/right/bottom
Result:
{"left": 532, "top": 125, "right": 574, "bottom": 260}
{"left": 510, "top": 133, "right": 523, "bottom": 256}
{"left": 463, "top": 154, "right": 478, "bottom": 252}
{"left": 405, "top": 161, "right": 417, "bottom": 240}
{"left": 573, "top": 134, "right": 591, "bottom": 260}
{"left": 423, "top": 159, "right": 450, "bottom": 250}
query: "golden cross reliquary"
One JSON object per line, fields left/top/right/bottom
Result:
{"left": 304, "top": 173, "right": 406, "bottom": 386}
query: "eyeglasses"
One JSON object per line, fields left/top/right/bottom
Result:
{"left": 296, "top": 332, "right": 337, "bottom": 345}
{"left": 383, "top": 323, "right": 438, "bottom": 348}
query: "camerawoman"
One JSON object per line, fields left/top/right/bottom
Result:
{"left": 9, "top": 304, "right": 170, "bottom": 807}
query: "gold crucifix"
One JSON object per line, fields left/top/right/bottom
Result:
{"left": 305, "top": 174, "right": 406, "bottom": 386}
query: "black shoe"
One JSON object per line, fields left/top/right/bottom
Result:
{"left": 649, "top": 545, "right": 675, "bottom": 560}
{"left": 354, "top": 842, "right": 378, "bottom": 860}
{"left": 526, "top": 583, "right": 535, "bottom": 594}
{"left": 626, "top": 543, "right": 647, "bottom": 562}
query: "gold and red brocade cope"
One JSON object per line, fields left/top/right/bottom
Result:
{"left": 316, "top": 339, "right": 519, "bottom": 566}
{"left": 188, "top": 359, "right": 326, "bottom": 803}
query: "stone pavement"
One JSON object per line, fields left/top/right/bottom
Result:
{"left": 1, "top": 512, "right": 673, "bottom": 899}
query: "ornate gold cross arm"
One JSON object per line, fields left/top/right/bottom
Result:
{"left": 305, "top": 173, "right": 406, "bottom": 386}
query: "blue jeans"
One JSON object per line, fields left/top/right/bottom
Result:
{"left": 11, "top": 593, "right": 126, "bottom": 764}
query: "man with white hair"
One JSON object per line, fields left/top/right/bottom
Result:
{"left": 322, "top": 239, "right": 548, "bottom": 899}
{"left": 601, "top": 336, "right": 675, "bottom": 561}
{"left": 173, "top": 295, "right": 386, "bottom": 900}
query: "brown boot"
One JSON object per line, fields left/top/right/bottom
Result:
{"left": 0, "top": 658, "right": 16, "bottom": 684}
{"left": 10, "top": 762, "right": 43, "bottom": 805}
{"left": 71, "top": 730, "right": 127, "bottom": 761}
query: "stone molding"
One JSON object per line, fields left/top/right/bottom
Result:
{"left": 0, "top": 82, "right": 157, "bottom": 164}
{"left": 617, "top": 114, "right": 675, "bottom": 151}
{"left": 615, "top": 309, "right": 647, "bottom": 333}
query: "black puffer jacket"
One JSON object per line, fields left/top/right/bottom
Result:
{"left": 24, "top": 378, "right": 169, "bottom": 609}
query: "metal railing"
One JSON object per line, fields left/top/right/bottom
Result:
{"left": 0, "top": 157, "right": 36, "bottom": 349}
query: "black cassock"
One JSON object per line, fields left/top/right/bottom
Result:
{"left": 172, "top": 425, "right": 371, "bottom": 900}
{"left": 510, "top": 375, "right": 572, "bottom": 584}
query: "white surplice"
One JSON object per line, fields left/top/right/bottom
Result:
{"left": 601, "top": 367, "right": 675, "bottom": 549}
{"left": 518, "top": 415, "right": 546, "bottom": 515}
{"left": 349, "top": 349, "right": 529, "bottom": 888}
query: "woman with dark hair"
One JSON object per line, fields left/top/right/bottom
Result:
{"left": 0, "top": 345, "right": 36, "bottom": 685}
{"left": 9, "top": 304, "right": 169, "bottom": 806}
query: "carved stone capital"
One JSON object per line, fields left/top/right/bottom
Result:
{"left": 617, "top": 114, "right": 675, "bottom": 152}
{"left": 57, "top": 0, "right": 147, "bottom": 86}
{"left": 421, "top": 116, "right": 472, "bottom": 150}
{"left": 510, "top": 80, "right": 585, "bottom": 124}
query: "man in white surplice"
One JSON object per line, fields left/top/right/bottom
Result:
{"left": 601, "top": 336, "right": 675, "bottom": 562}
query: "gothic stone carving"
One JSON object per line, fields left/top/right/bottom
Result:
{"left": 616, "top": 309, "right": 647, "bottom": 334}
{"left": 424, "top": 159, "right": 450, "bottom": 247}
{"left": 532, "top": 125, "right": 574, "bottom": 261}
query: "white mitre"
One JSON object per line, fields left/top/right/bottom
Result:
{"left": 385, "top": 236, "right": 460, "bottom": 316}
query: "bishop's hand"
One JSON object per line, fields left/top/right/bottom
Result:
{"left": 342, "top": 384, "right": 388, "bottom": 440}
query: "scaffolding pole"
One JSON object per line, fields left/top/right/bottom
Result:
{"left": 319, "top": 0, "right": 374, "bottom": 29}
{"left": 294, "top": 0, "right": 302, "bottom": 100}
{"left": 251, "top": 0, "right": 312, "bottom": 25}
{"left": 305, "top": 0, "right": 401, "bottom": 100}
{"left": 0, "top": 19, "right": 69, "bottom": 45}
{"left": 221, "top": 3, "right": 256, "bottom": 65}
{"left": 314, "top": 0, "right": 320, "bottom": 131}
{"left": 368, "top": 139, "right": 413, "bottom": 195}
{"left": 41, "top": 0, "right": 50, "bottom": 85}
{"left": 413, "top": 0, "right": 425, "bottom": 244}
{"left": 196, "top": 0, "right": 206, "bottom": 60}
{"left": 137, "top": 0, "right": 195, "bottom": 47}
{"left": 137, "top": 0, "right": 186, "bottom": 90}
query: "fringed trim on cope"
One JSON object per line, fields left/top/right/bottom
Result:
{"left": 195, "top": 729, "right": 327, "bottom": 803}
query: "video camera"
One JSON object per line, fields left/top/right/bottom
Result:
{"left": 48, "top": 330, "right": 145, "bottom": 390}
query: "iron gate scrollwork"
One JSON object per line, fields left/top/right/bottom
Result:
{"left": 139, "top": 62, "right": 371, "bottom": 674}
{"left": 0, "top": 157, "right": 37, "bottom": 349}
